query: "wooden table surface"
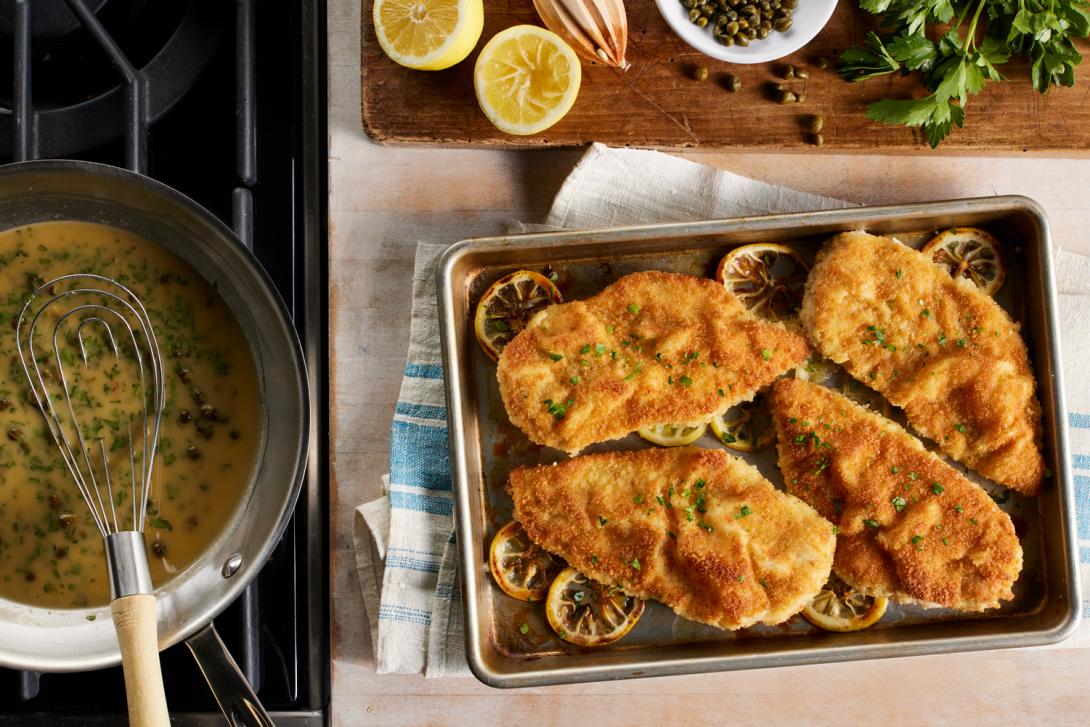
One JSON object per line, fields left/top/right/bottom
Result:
{"left": 329, "top": 0, "right": 1090, "bottom": 723}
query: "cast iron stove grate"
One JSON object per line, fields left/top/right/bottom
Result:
{"left": 0, "top": 1, "right": 327, "bottom": 724}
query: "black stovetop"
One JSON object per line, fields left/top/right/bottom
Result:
{"left": 0, "top": 1, "right": 328, "bottom": 723}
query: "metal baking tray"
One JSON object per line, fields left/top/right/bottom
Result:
{"left": 436, "top": 196, "right": 1080, "bottom": 688}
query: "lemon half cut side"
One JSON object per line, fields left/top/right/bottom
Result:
{"left": 373, "top": 0, "right": 484, "bottom": 71}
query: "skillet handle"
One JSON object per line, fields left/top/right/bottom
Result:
{"left": 185, "top": 622, "right": 275, "bottom": 727}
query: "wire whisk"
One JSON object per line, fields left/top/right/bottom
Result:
{"left": 16, "top": 273, "right": 165, "bottom": 538}
{"left": 15, "top": 272, "right": 171, "bottom": 727}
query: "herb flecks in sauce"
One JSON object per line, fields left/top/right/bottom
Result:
{"left": 0, "top": 222, "right": 260, "bottom": 609}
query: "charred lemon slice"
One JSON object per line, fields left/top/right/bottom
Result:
{"left": 802, "top": 575, "right": 888, "bottom": 632}
{"left": 488, "top": 520, "right": 564, "bottom": 602}
{"left": 545, "top": 567, "right": 645, "bottom": 647}
{"left": 709, "top": 398, "right": 773, "bottom": 452}
{"left": 716, "top": 243, "right": 810, "bottom": 320}
{"left": 637, "top": 421, "right": 708, "bottom": 447}
{"left": 921, "top": 227, "right": 1006, "bottom": 296}
{"left": 474, "top": 270, "right": 562, "bottom": 361}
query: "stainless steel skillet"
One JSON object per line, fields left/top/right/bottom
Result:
{"left": 0, "top": 160, "right": 310, "bottom": 725}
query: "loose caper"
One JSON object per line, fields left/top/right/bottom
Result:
{"left": 6, "top": 427, "right": 22, "bottom": 442}
{"left": 778, "top": 89, "right": 797, "bottom": 104}
{"left": 718, "top": 33, "right": 735, "bottom": 46}
{"left": 782, "top": 64, "right": 795, "bottom": 79}
{"left": 179, "top": 409, "right": 192, "bottom": 424}
{"left": 0, "top": 398, "right": 9, "bottom": 411}
{"left": 796, "top": 92, "right": 806, "bottom": 103}
{"left": 816, "top": 57, "right": 829, "bottom": 69}
{"left": 724, "top": 74, "right": 742, "bottom": 92}
{"left": 187, "top": 444, "right": 201, "bottom": 460}
{"left": 178, "top": 368, "right": 192, "bottom": 383}
{"left": 48, "top": 493, "right": 61, "bottom": 509}
{"left": 813, "top": 133, "right": 825, "bottom": 146}
{"left": 809, "top": 115, "right": 824, "bottom": 133}
{"left": 735, "top": 34, "right": 749, "bottom": 46}
{"left": 689, "top": 7, "right": 701, "bottom": 21}
{"left": 152, "top": 541, "right": 167, "bottom": 558}
{"left": 774, "top": 15, "right": 792, "bottom": 31}
{"left": 693, "top": 66, "right": 709, "bottom": 81}
{"left": 795, "top": 67, "right": 809, "bottom": 79}
{"left": 696, "top": 15, "right": 709, "bottom": 27}
{"left": 757, "top": 26, "right": 769, "bottom": 38}
{"left": 192, "top": 387, "right": 206, "bottom": 406}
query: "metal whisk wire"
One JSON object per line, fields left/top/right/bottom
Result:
{"left": 15, "top": 273, "right": 165, "bottom": 538}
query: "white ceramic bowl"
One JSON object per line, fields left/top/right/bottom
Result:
{"left": 654, "top": 0, "right": 838, "bottom": 64}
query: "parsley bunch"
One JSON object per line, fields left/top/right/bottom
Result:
{"left": 839, "top": 0, "right": 1090, "bottom": 146}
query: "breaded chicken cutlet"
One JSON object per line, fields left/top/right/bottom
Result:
{"left": 769, "top": 378, "right": 1023, "bottom": 611}
{"left": 498, "top": 271, "right": 809, "bottom": 454}
{"left": 508, "top": 447, "right": 835, "bottom": 630}
{"left": 801, "top": 231, "right": 1043, "bottom": 495}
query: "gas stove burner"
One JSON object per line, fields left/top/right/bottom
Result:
{"left": 0, "top": 0, "right": 224, "bottom": 158}
{"left": 0, "top": 0, "right": 110, "bottom": 40}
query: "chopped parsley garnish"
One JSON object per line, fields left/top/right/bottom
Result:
{"left": 720, "top": 433, "right": 737, "bottom": 444}
{"left": 990, "top": 491, "right": 1011, "bottom": 506}
{"left": 969, "top": 517, "right": 978, "bottom": 525}
{"left": 591, "top": 554, "right": 599, "bottom": 563}
{"left": 627, "top": 303, "right": 641, "bottom": 315}
{"left": 735, "top": 575, "right": 745, "bottom": 582}
{"left": 678, "top": 375, "right": 693, "bottom": 387}
{"left": 735, "top": 505, "right": 752, "bottom": 519}
{"left": 896, "top": 269, "right": 903, "bottom": 279}
{"left": 606, "top": 325, "right": 615, "bottom": 334}
{"left": 957, "top": 338, "right": 967, "bottom": 347}
{"left": 891, "top": 496, "right": 907, "bottom": 512}
{"left": 909, "top": 471, "right": 919, "bottom": 481}
{"left": 832, "top": 525, "right": 840, "bottom": 535}
{"left": 891, "top": 466, "right": 900, "bottom": 474}
{"left": 667, "top": 531, "right": 677, "bottom": 539}
{"left": 793, "top": 434, "right": 807, "bottom": 444}
{"left": 921, "top": 309, "right": 931, "bottom": 318}
{"left": 942, "top": 537, "right": 949, "bottom": 546}
{"left": 547, "top": 352, "right": 564, "bottom": 361}
{"left": 519, "top": 623, "right": 529, "bottom": 635}
{"left": 543, "top": 398, "right": 573, "bottom": 420}
{"left": 694, "top": 479, "right": 706, "bottom": 489}
{"left": 931, "top": 482, "right": 944, "bottom": 495}
{"left": 595, "top": 343, "right": 607, "bottom": 356}
{"left": 656, "top": 495, "right": 666, "bottom": 506}
{"left": 630, "top": 557, "right": 641, "bottom": 570}
{"left": 954, "top": 504, "right": 964, "bottom": 514}
{"left": 579, "top": 344, "right": 591, "bottom": 354}
{"left": 761, "top": 348, "right": 772, "bottom": 361}
{"left": 570, "top": 376, "right": 580, "bottom": 385}
{"left": 634, "top": 494, "right": 644, "bottom": 504}
{"left": 655, "top": 352, "right": 663, "bottom": 362}
{"left": 911, "top": 535, "right": 923, "bottom": 544}
{"left": 699, "top": 521, "right": 713, "bottom": 532}
{"left": 717, "top": 388, "right": 725, "bottom": 397}
{"left": 863, "top": 518, "right": 880, "bottom": 529}
{"left": 954, "top": 423, "right": 966, "bottom": 433}
{"left": 598, "top": 515, "right": 608, "bottom": 526}
{"left": 686, "top": 351, "right": 699, "bottom": 361}
{"left": 622, "top": 363, "right": 642, "bottom": 381}
{"left": 938, "top": 333, "right": 947, "bottom": 345}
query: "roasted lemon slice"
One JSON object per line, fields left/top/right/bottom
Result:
{"left": 920, "top": 227, "right": 1006, "bottom": 296}
{"left": 802, "top": 575, "right": 888, "bottom": 632}
{"left": 373, "top": 0, "right": 483, "bottom": 71}
{"left": 637, "top": 421, "right": 708, "bottom": 447}
{"left": 473, "top": 270, "right": 562, "bottom": 361}
{"left": 474, "top": 25, "right": 581, "bottom": 136}
{"left": 545, "top": 567, "right": 645, "bottom": 647}
{"left": 488, "top": 520, "right": 564, "bottom": 602}
{"left": 716, "top": 243, "right": 810, "bottom": 320}
{"left": 709, "top": 398, "right": 773, "bottom": 452}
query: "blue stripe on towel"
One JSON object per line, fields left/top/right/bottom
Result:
{"left": 379, "top": 604, "right": 433, "bottom": 626}
{"left": 1070, "top": 412, "right": 1090, "bottom": 429}
{"left": 385, "top": 555, "right": 441, "bottom": 573}
{"left": 390, "top": 420, "right": 451, "bottom": 491}
{"left": 395, "top": 401, "right": 447, "bottom": 421}
{"left": 404, "top": 362, "right": 444, "bottom": 380}
{"left": 389, "top": 490, "right": 453, "bottom": 516}
{"left": 1076, "top": 476, "right": 1090, "bottom": 540}
{"left": 1074, "top": 455, "right": 1090, "bottom": 471}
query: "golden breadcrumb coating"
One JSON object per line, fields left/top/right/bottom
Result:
{"left": 769, "top": 378, "right": 1023, "bottom": 611}
{"left": 508, "top": 447, "right": 835, "bottom": 630}
{"left": 801, "top": 231, "right": 1043, "bottom": 495}
{"left": 498, "top": 271, "right": 809, "bottom": 454}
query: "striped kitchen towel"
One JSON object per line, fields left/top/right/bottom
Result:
{"left": 354, "top": 143, "right": 1090, "bottom": 678}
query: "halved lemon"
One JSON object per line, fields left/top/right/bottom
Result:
{"left": 545, "top": 567, "right": 645, "bottom": 647}
{"left": 488, "top": 520, "right": 564, "bottom": 602}
{"left": 373, "top": 0, "right": 483, "bottom": 71}
{"left": 637, "top": 421, "right": 708, "bottom": 447}
{"left": 920, "top": 227, "right": 1006, "bottom": 296}
{"left": 716, "top": 243, "right": 810, "bottom": 320}
{"left": 802, "top": 575, "right": 888, "bottom": 632}
{"left": 474, "top": 270, "right": 562, "bottom": 362}
{"left": 709, "top": 398, "right": 773, "bottom": 452}
{"left": 474, "top": 25, "right": 581, "bottom": 136}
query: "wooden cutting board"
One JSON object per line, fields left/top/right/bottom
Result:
{"left": 361, "top": 2, "right": 1090, "bottom": 152}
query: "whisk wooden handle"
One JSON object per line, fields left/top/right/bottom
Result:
{"left": 111, "top": 594, "right": 170, "bottom": 727}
